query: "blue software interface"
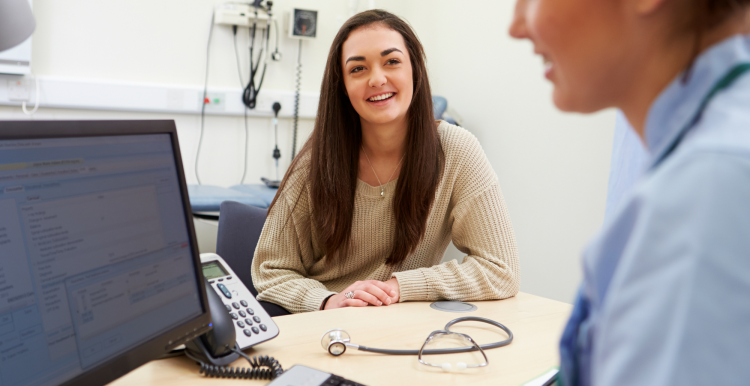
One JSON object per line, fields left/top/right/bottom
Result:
{"left": 0, "top": 134, "right": 202, "bottom": 386}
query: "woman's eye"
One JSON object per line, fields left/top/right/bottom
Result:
{"left": 350, "top": 66, "right": 365, "bottom": 74}
{"left": 386, "top": 59, "right": 400, "bottom": 65}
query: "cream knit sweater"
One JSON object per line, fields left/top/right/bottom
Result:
{"left": 251, "top": 121, "right": 520, "bottom": 313}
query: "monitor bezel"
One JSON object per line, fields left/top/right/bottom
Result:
{"left": 0, "top": 120, "right": 212, "bottom": 386}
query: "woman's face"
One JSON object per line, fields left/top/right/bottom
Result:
{"left": 341, "top": 24, "right": 414, "bottom": 127}
{"left": 508, "top": 0, "right": 631, "bottom": 112}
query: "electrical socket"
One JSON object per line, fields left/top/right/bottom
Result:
{"left": 214, "top": 3, "right": 270, "bottom": 27}
{"left": 202, "top": 92, "right": 226, "bottom": 111}
{"left": 8, "top": 78, "right": 31, "bottom": 101}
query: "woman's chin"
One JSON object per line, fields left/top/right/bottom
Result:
{"left": 360, "top": 111, "right": 406, "bottom": 126}
{"left": 552, "top": 89, "right": 606, "bottom": 114}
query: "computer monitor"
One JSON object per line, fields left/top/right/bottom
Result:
{"left": 0, "top": 120, "right": 212, "bottom": 386}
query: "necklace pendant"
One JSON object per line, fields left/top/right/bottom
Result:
{"left": 380, "top": 190, "right": 384, "bottom": 197}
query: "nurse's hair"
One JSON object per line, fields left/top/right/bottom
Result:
{"left": 690, "top": 0, "right": 750, "bottom": 32}
{"left": 685, "top": 0, "right": 750, "bottom": 71}
{"left": 269, "top": 10, "right": 442, "bottom": 268}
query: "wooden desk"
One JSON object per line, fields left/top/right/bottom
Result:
{"left": 110, "top": 292, "right": 571, "bottom": 386}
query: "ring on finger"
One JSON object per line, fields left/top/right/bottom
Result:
{"left": 344, "top": 291, "right": 355, "bottom": 299}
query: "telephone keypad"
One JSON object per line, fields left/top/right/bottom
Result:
{"left": 203, "top": 254, "right": 278, "bottom": 351}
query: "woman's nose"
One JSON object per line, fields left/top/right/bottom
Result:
{"left": 368, "top": 67, "right": 387, "bottom": 88}
{"left": 508, "top": 0, "right": 529, "bottom": 39}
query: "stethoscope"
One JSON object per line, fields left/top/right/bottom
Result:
{"left": 320, "top": 316, "right": 513, "bottom": 356}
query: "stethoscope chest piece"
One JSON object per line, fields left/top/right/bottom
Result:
{"left": 321, "top": 329, "right": 351, "bottom": 356}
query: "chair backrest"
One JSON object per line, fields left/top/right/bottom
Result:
{"left": 216, "top": 201, "right": 268, "bottom": 297}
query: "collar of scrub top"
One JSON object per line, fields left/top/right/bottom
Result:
{"left": 643, "top": 34, "right": 750, "bottom": 170}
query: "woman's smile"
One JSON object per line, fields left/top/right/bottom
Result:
{"left": 366, "top": 91, "right": 398, "bottom": 106}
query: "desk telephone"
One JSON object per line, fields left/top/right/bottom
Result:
{"left": 182, "top": 253, "right": 282, "bottom": 379}
{"left": 184, "top": 253, "right": 366, "bottom": 384}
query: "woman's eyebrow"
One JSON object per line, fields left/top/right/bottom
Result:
{"left": 345, "top": 55, "right": 366, "bottom": 64}
{"left": 345, "top": 48, "right": 404, "bottom": 64}
{"left": 381, "top": 47, "right": 403, "bottom": 56}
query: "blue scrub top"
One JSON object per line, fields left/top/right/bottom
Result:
{"left": 560, "top": 34, "right": 750, "bottom": 386}
{"left": 604, "top": 111, "right": 647, "bottom": 223}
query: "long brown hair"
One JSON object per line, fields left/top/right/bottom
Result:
{"left": 269, "top": 9, "right": 442, "bottom": 268}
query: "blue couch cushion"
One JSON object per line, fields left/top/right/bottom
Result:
{"left": 187, "top": 185, "right": 268, "bottom": 212}
{"left": 230, "top": 184, "right": 278, "bottom": 207}
{"left": 432, "top": 95, "right": 448, "bottom": 120}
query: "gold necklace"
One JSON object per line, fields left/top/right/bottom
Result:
{"left": 361, "top": 145, "right": 405, "bottom": 198}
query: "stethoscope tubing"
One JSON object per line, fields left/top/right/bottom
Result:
{"left": 354, "top": 316, "right": 513, "bottom": 355}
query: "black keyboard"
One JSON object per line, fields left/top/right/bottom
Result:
{"left": 267, "top": 365, "right": 366, "bottom": 386}
{"left": 322, "top": 374, "right": 366, "bottom": 386}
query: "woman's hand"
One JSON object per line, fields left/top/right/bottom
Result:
{"left": 323, "top": 279, "right": 400, "bottom": 310}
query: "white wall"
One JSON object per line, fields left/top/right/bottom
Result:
{"left": 0, "top": 0, "right": 615, "bottom": 303}
{"left": 1, "top": 0, "right": 357, "bottom": 186}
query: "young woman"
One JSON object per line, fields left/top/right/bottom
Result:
{"left": 251, "top": 10, "right": 520, "bottom": 314}
{"left": 510, "top": 0, "right": 750, "bottom": 385}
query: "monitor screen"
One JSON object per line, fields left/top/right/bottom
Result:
{"left": 0, "top": 126, "right": 207, "bottom": 386}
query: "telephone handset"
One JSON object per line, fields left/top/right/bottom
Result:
{"left": 184, "top": 253, "right": 282, "bottom": 379}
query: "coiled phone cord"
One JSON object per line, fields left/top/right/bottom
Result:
{"left": 185, "top": 347, "right": 284, "bottom": 380}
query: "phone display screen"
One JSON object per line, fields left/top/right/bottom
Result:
{"left": 202, "top": 260, "right": 229, "bottom": 279}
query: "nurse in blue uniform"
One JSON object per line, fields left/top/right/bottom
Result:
{"left": 509, "top": 0, "right": 750, "bottom": 385}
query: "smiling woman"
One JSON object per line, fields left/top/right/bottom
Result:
{"left": 250, "top": 10, "right": 520, "bottom": 314}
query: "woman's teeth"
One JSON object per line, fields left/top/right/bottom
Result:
{"left": 368, "top": 93, "right": 394, "bottom": 102}
{"left": 543, "top": 58, "right": 553, "bottom": 70}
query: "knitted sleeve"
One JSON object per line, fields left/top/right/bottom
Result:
{"left": 251, "top": 183, "right": 336, "bottom": 314}
{"left": 393, "top": 124, "right": 520, "bottom": 301}
{"left": 393, "top": 183, "right": 520, "bottom": 301}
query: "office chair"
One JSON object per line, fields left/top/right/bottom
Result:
{"left": 217, "top": 201, "right": 291, "bottom": 317}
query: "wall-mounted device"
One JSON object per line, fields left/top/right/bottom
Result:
{"left": 262, "top": 101, "right": 282, "bottom": 188}
{"left": 214, "top": 2, "right": 269, "bottom": 27}
{"left": 198, "top": 1, "right": 281, "bottom": 185}
{"left": 289, "top": 8, "right": 318, "bottom": 39}
{"left": 0, "top": 0, "right": 34, "bottom": 75}
{"left": 287, "top": 8, "right": 318, "bottom": 160}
